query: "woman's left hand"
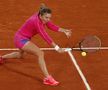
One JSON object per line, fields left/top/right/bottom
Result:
{"left": 64, "top": 29, "right": 72, "bottom": 38}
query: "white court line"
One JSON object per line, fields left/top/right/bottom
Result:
{"left": 67, "top": 51, "right": 91, "bottom": 90}
{"left": 0, "top": 48, "right": 54, "bottom": 51}
{"left": 0, "top": 48, "right": 66, "bottom": 51}
{"left": 0, "top": 47, "right": 108, "bottom": 51}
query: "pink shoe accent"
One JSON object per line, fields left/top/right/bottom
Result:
{"left": 0, "top": 56, "right": 4, "bottom": 64}
{"left": 43, "top": 75, "right": 59, "bottom": 86}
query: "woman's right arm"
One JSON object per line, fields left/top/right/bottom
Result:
{"left": 51, "top": 42, "right": 65, "bottom": 53}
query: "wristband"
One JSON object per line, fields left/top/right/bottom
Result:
{"left": 54, "top": 45, "right": 60, "bottom": 51}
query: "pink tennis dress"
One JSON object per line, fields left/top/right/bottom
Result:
{"left": 14, "top": 13, "right": 59, "bottom": 48}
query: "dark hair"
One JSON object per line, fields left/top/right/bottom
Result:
{"left": 38, "top": 4, "right": 52, "bottom": 16}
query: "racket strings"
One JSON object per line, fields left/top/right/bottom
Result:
{"left": 79, "top": 36, "right": 101, "bottom": 52}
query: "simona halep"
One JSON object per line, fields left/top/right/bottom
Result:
{"left": 0, "top": 4, "right": 71, "bottom": 86}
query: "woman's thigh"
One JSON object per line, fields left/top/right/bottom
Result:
{"left": 21, "top": 41, "right": 42, "bottom": 56}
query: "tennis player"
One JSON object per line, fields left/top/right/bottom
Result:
{"left": 0, "top": 4, "right": 71, "bottom": 86}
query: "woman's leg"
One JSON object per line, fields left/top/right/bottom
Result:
{"left": 21, "top": 41, "right": 59, "bottom": 86}
{"left": 21, "top": 41, "right": 50, "bottom": 77}
{"left": 2, "top": 49, "right": 24, "bottom": 59}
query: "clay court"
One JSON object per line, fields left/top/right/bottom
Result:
{"left": 0, "top": 0, "right": 108, "bottom": 90}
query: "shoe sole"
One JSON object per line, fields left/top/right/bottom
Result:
{"left": 43, "top": 82, "right": 59, "bottom": 86}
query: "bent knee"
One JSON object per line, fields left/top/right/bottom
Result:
{"left": 37, "top": 50, "right": 44, "bottom": 57}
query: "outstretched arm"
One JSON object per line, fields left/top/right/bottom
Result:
{"left": 46, "top": 21, "right": 72, "bottom": 38}
{"left": 58, "top": 28, "right": 72, "bottom": 38}
{"left": 46, "top": 21, "right": 60, "bottom": 32}
{"left": 51, "top": 42, "right": 66, "bottom": 53}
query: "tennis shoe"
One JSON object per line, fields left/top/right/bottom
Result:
{"left": 43, "top": 75, "right": 59, "bottom": 86}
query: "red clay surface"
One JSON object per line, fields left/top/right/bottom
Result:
{"left": 0, "top": 0, "right": 108, "bottom": 90}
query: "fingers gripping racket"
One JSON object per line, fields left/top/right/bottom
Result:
{"left": 65, "top": 35, "right": 101, "bottom": 52}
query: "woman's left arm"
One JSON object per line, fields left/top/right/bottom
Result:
{"left": 58, "top": 28, "right": 72, "bottom": 38}
{"left": 46, "top": 21, "right": 60, "bottom": 32}
{"left": 46, "top": 21, "right": 72, "bottom": 38}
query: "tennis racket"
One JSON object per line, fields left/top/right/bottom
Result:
{"left": 65, "top": 35, "right": 101, "bottom": 52}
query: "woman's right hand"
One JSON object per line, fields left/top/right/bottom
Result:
{"left": 51, "top": 42, "right": 65, "bottom": 53}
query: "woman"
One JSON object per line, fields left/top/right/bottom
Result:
{"left": 0, "top": 4, "right": 71, "bottom": 86}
